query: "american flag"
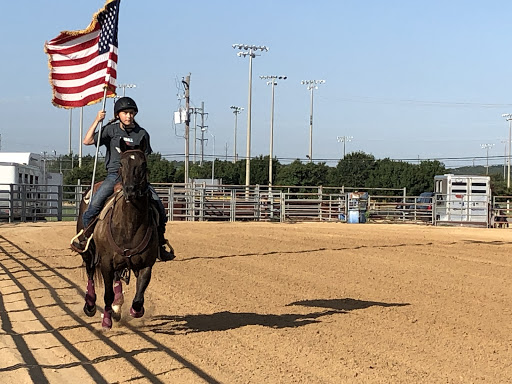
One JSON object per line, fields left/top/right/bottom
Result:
{"left": 44, "top": 0, "right": 121, "bottom": 108}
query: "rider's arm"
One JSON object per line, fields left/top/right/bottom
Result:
{"left": 83, "top": 110, "right": 106, "bottom": 146}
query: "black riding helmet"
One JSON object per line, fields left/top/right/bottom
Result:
{"left": 114, "top": 97, "right": 138, "bottom": 117}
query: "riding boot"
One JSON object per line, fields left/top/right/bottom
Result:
{"left": 157, "top": 229, "right": 175, "bottom": 261}
{"left": 70, "top": 218, "right": 98, "bottom": 253}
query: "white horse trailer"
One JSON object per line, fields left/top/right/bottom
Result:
{"left": 434, "top": 174, "right": 491, "bottom": 226}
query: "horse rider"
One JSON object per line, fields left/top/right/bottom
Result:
{"left": 71, "top": 97, "right": 175, "bottom": 261}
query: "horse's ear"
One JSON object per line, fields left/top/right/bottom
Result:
{"left": 119, "top": 137, "right": 129, "bottom": 153}
{"left": 139, "top": 136, "right": 147, "bottom": 153}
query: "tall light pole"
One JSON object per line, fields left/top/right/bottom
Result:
{"left": 481, "top": 143, "right": 494, "bottom": 175}
{"left": 260, "top": 76, "right": 287, "bottom": 188}
{"left": 230, "top": 106, "right": 244, "bottom": 163}
{"left": 301, "top": 79, "right": 325, "bottom": 162}
{"left": 337, "top": 135, "right": 353, "bottom": 159}
{"left": 233, "top": 44, "right": 269, "bottom": 188}
{"left": 502, "top": 114, "right": 512, "bottom": 189}
{"left": 118, "top": 83, "right": 136, "bottom": 97}
{"left": 501, "top": 139, "right": 508, "bottom": 180}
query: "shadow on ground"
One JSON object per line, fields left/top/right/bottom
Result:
{"left": 146, "top": 298, "right": 409, "bottom": 335}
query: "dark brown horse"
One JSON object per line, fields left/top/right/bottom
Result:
{"left": 76, "top": 137, "right": 158, "bottom": 330}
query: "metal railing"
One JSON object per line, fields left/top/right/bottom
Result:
{"left": 2, "top": 182, "right": 508, "bottom": 228}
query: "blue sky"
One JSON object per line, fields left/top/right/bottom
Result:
{"left": 2, "top": 0, "right": 512, "bottom": 168}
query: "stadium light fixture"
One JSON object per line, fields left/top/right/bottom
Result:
{"left": 301, "top": 79, "right": 326, "bottom": 162}
{"left": 232, "top": 43, "right": 269, "bottom": 189}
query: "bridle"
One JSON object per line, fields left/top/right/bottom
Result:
{"left": 119, "top": 148, "right": 150, "bottom": 200}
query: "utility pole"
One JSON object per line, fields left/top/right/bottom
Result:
{"left": 189, "top": 106, "right": 203, "bottom": 164}
{"left": 197, "top": 101, "right": 208, "bottom": 166}
{"left": 183, "top": 74, "right": 190, "bottom": 183}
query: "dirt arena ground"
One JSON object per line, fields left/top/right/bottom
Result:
{"left": 0, "top": 221, "right": 511, "bottom": 383}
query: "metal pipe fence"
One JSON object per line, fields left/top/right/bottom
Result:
{"left": 1, "top": 182, "right": 509, "bottom": 228}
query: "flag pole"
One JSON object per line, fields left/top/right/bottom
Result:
{"left": 89, "top": 86, "right": 109, "bottom": 200}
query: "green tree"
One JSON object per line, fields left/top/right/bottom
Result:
{"left": 63, "top": 155, "right": 106, "bottom": 185}
{"left": 330, "top": 152, "right": 376, "bottom": 188}
{"left": 147, "top": 153, "right": 176, "bottom": 183}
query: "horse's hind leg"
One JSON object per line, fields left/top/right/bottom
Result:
{"left": 83, "top": 253, "right": 97, "bottom": 317}
{"left": 111, "top": 272, "right": 124, "bottom": 322}
{"left": 130, "top": 267, "right": 152, "bottom": 318}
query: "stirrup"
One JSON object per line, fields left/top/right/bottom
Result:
{"left": 158, "top": 240, "right": 175, "bottom": 261}
{"left": 70, "top": 229, "right": 93, "bottom": 253}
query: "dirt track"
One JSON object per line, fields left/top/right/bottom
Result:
{"left": 0, "top": 221, "right": 511, "bottom": 383}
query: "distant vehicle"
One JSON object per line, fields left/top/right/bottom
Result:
{"left": 396, "top": 192, "right": 434, "bottom": 211}
{"left": 434, "top": 174, "right": 491, "bottom": 225}
{"left": 415, "top": 192, "right": 434, "bottom": 210}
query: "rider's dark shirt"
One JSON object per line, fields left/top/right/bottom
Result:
{"left": 93, "top": 122, "right": 152, "bottom": 174}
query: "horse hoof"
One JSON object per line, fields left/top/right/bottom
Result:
{"left": 129, "top": 306, "right": 145, "bottom": 318}
{"left": 83, "top": 303, "right": 96, "bottom": 317}
{"left": 112, "top": 311, "right": 122, "bottom": 322}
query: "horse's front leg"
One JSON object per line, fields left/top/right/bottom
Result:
{"left": 130, "top": 266, "right": 152, "bottom": 318}
{"left": 83, "top": 251, "right": 97, "bottom": 317}
{"left": 111, "top": 271, "right": 124, "bottom": 322}
{"left": 100, "top": 260, "right": 115, "bottom": 330}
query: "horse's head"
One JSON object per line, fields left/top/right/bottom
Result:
{"left": 119, "top": 137, "right": 149, "bottom": 202}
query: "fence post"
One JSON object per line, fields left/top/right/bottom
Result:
{"left": 281, "top": 192, "right": 286, "bottom": 222}
{"left": 318, "top": 185, "right": 323, "bottom": 220}
{"left": 8, "top": 184, "right": 14, "bottom": 223}
{"left": 57, "top": 185, "right": 63, "bottom": 221}
{"left": 230, "top": 189, "right": 235, "bottom": 222}
{"left": 199, "top": 187, "right": 205, "bottom": 222}
{"left": 20, "top": 185, "right": 27, "bottom": 222}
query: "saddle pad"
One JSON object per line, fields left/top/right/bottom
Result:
{"left": 99, "top": 191, "right": 123, "bottom": 221}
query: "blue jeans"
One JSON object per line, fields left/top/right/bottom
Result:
{"left": 83, "top": 173, "right": 120, "bottom": 228}
{"left": 82, "top": 173, "right": 168, "bottom": 232}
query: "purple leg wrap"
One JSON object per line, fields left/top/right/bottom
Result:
{"left": 129, "top": 306, "right": 145, "bottom": 318}
{"left": 85, "top": 279, "right": 96, "bottom": 307}
{"left": 113, "top": 281, "right": 124, "bottom": 307}
{"left": 102, "top": 308, "right": 113, "bottom": 329}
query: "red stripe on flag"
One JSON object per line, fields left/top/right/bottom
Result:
{"left": 48, "top": 24, "right": 101, "bottom": 46}
{"left": 50, "top": 51, "right": 99, "bottom": 67}
{"left": 53, "top": 77, "right": 111, "bottom": 94}
{"left": 51, "top": 62, "right": 117, "bottom": 81}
